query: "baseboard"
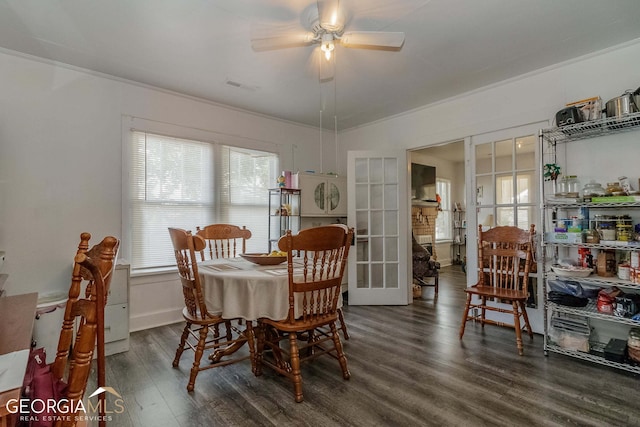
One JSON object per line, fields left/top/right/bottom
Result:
{"left": 438, "top": 257, "right": 453, "bottom": 266}
{"left": 130, "top": 308, "right": 183, "bottom": 332}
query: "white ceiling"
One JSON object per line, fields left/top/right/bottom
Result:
{"left": 1, "top": 0, "right": 640, "bottom": 131}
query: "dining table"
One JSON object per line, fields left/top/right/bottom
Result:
{"left": 198, "top": 256, "right": 346, "bottom": 375}
{"left": 199, "top": 257, "right": 342, "bottom": 322}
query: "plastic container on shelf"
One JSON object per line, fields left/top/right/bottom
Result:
{"left": 593, "top": 214, "right": 616, "bottom": 240}
{"left": 33, "top": 290, "right": 68, "bottom": 364}
{"left": 549, "top": 315, "right": 590, "bottom": 352}
{"left": 549, "top": 327, "right": 590, "bottom": 352}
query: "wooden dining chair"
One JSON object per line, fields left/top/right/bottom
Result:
{"left": 255, "top": 224, "right": 354, "bottom": 403}
{"left": 459, "top": 224, "right": 536, "bottom": 355}
{"left": 168, "top": 227, "right": 254, "bottom": 392}
{"left": 195, "top": 224, "right": 251, "bottom": 260}
{"left": 27, "top": 233, "right": 119, "bottom": 427}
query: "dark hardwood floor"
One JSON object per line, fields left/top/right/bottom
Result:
{"left": 99, "top": 266, "right": 640, "bottom": 426}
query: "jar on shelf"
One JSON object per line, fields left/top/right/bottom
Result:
{"left": 582, "top": 180, "right": 605, "bottom": 198}
{"left": 616, "top": 215, "right": 633, "bottom": 241}
{"left": 617, "top": 225, "right": 633, "bottom": 241}
{"left": 583, "top": 229, "right": 600, "bottom": 244}
{"left": 606, "top": 181, "right": 624, "bottom": 195}
{"left": 557, "top": 175, "right": 580, "bottom": 197}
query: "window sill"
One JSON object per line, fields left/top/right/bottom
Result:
{"left": 131, "top": 266, "right": 176, "bottom": 278}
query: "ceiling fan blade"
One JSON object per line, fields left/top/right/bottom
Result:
{"left": 317, "top": 0, "right": 345, "bottom": 32}
{"left": 251, "top": 32, "right": 315, "bottom": 51}
{"left": 340, "top": 31, "right": 405, "bottom": 49}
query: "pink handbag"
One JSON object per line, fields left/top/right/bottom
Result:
{"left": 22, "top": 348, "right": 68, "bottom": 427}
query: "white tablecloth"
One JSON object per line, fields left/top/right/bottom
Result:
{"left": 199, "top": 258, "right": 342, "bottom": 322}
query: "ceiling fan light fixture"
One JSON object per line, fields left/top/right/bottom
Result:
{"left": 320, "top": 33, "right": 335, "bottom": 60}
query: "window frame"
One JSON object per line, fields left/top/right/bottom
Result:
{"left": 435, "top": 178, "right": 452, "bottom": 241}
{"left": 122, "top": 117, "right": 283, "bottom": 275}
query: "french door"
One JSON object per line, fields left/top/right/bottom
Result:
{"left": 347, "top": 150, "right": 409, "bottom": 305}
{"left": 468, "top": 122, "right": 545, "bottom": 331}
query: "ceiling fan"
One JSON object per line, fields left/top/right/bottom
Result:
{"left": 251, "top": 0, "right": 405, "bottom": 79}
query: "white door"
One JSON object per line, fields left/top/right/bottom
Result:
{"left": 347, "top": 150, "right": 409, "bottom": 305}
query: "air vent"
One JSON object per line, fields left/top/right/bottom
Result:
{"left": 225, "top": 79, "right": 257, "bottom": 91}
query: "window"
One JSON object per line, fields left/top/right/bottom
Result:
{"left": 130, "top": 131, "right": 278, "bottom": 272}
{"left": 496, "top": 173, "right": 533, "bottom": 229}
{"left": 435, "top": 178, "right": 452, "bottom": 241}
{"left": 218, "top": 146, "right": 279, "bottom": 251}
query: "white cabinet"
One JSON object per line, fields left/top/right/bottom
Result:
{"left": 104, "top": 263, "right": 130, "bottom": 355}
{"left": 299, "top": 173, "right": 347, "bottom": 217}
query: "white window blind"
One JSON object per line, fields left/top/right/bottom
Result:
{"left": 218, "top": 146, "right": 278, "bottom": 255}
{"left": 130, "top": 131, "right": 278, "bottom": 271}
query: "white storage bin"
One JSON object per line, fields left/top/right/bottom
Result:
{"left": 33, "top": 291, "right": 68, "bottom": 364}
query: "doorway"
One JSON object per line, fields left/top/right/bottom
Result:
{"left": 409, "top": 123, "right": 544, "bottom": 333}
{"left": 410, "top": 140, "right": 466, "bottom": 269}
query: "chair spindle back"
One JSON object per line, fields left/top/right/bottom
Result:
{"left": 196, "top": 224, "right": 251, "bottom": 260}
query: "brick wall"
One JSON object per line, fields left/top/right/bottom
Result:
{"left": 411, "top": 205, "right": 439, "bottom": 258}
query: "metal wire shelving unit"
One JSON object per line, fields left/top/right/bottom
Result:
{"left": 540, "top": 111, "right": 640, "bottom": 374}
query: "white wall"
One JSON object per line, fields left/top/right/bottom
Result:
{"left": 0, "top": 50, "right": 329, "bottom": 330}
{"left": 340, "top": 39, "right": 640, "bottom": 333}
{"left": 340, "top": 40, "right": 640, "bottom": 156}
{"left": 2, "top": 39, "right": 639, "bottom": 332}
